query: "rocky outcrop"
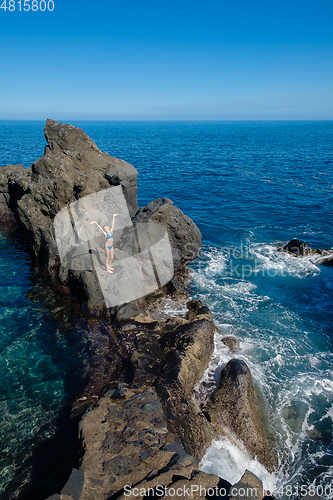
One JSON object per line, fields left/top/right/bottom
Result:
{"left": 0, "top": 120, "right": 139, "bottom": 267}
{"left": 69, "top": 296, "right": 277, "bottom": 480}
{"left": 0, "top": 163, "right": 31, "bottom": 223}
{"left": 155, "top": 313, "right": 216, "bottom": 459}
{"left": 150, "top": 302, "right": 277, "bottom": 471}
{"left": 0, "top": 120, "right": 202, "bottom": 315}
{"left": 279, "top": 239, "right": 316, "bottom": 257}
{"left": 278, "top": 238, "right": 333, "bottom": 260}
{"left": 204, "top": 359, "right": 276, "bottom": 472}
{"left": 221, "top": 336, "right": 240, "bottom": 352}
{"left": 47, "top": 384, "right": 266, "bottom": 500}
{"left": 133, "top": 198, "right": 202, "bottom": 269}
{"left": 47, "top": 383, "right": 272, "bottom": 500}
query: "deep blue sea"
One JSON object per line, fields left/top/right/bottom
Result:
{"left": 0, "top": 120, "right": 333, "bottom": 498}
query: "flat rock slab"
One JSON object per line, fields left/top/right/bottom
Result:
{"left": 46, "top": 384, "right": 232, "bottom": 500}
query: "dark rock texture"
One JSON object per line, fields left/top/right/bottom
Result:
{"left": 133, "top": 198, "right": 202, "bottom": 269}
{"left": 204, "top": 359, "right": 276, "bottom": 472}
{"left": 45, "top": 384, "right": 232, "bottom": 500}
{"left": 322, "top": 256, "right": 333, "bottom": 267}
{"left": 126, "top": 300, "right": 278, "bottom": 471}
{"left": 280, "top": 239, "right": 314, "bottom": 256}
{"left": 0, "top": 164, "right": 31, "bottom": 223}
{"left": 230, "top": 469, "right": 263, "bottom": 500}
{"left": 278, "top": 239, "right": 333, "bottom": 260}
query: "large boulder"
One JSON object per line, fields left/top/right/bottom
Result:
{"left": 278, "top": 238, "right": 333, "bottom": 260}
{"left": 154, "top": 310, "right": 277, "bottom": 471}
{"left": 155, "top": 304, "right": 217, "bottom": 459}
{"left": 204, "top": 359, "right": 276, "bottom": 472}
{"left": 280, "top": 238, "right": 314, "bottom": 257}
{"left": 133, "top": 198, "right": 202, "bottom": 270}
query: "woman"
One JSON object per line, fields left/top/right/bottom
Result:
{"left": 90, "top": 214, "right": 118, "bottom": 273}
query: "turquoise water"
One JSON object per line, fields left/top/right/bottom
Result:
{"left": 1, "top": 120, "right": 333, "bottom": 498}
{"left": 0, "top": 230, "right": 86, "bottom": 498}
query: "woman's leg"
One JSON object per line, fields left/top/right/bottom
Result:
{"left": 105, "top": 248, "right": 112, "bottom": 273}
{"left": 109, "top": 247, "right": 115, "bottom": 270}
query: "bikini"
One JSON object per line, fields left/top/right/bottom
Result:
{"left": 105, "top": 232, "right": 114, "bottom": 249}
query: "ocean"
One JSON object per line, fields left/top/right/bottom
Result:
{"left": 0, "top": 120, "right": 332, "bottom": 498}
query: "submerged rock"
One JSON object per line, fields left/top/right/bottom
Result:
{"left": 322, "top": 257, "right": 333, "bottom": 267}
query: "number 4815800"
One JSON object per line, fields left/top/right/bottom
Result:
{"left": 0, "top": 0, "right": 54, "bottom": 11}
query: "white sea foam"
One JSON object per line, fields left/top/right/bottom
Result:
{"left": 249, "top": 243, "right": 321, "bottom": 279}
{"left": 200, "top": 436, "right": 278, "bottom": 492}
{"left": 149, "top": 297, "right": 188, "bottom": 320}
{"left": 191, "top": 244, "right": 333, "bottom": 497}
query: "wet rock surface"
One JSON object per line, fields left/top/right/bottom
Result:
{"left": 278, "top": 238, "right": 333, "bottom": 261}
{"left": 220, "top": 336, "right": 240, "bottom": 352}
{"left": 230, "top": 470, "right": 263, "bottom": 500}
{"left": 204, "top": 359, "right": 276, "bottom": 472}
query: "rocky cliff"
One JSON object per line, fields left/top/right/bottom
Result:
{"left": 0, "top": 121, "right": 277, "bottom": 500}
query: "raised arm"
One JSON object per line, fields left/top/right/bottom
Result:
{"left": 110, "top": 213, "right": 118, "bottom": 233}
{"left": 90, "top": 221, "right": 107, "bottom": 237}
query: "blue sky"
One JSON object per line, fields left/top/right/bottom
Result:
{"left": 0, "top": 0, "right": 332, "bottom": 120}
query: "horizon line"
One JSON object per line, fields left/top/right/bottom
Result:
{"left": 0, "top": 118, "right": 333, "bottom": 123}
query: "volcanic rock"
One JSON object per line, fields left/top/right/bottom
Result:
{"left": 221, "top": 335, "right": 240, "bottom": 352}
{"left": 0, "top": 120, "right": 202, "bottom": 314}
{"left": 1, "top": 120, "right": 139, "bottom": 267}
{"left": 278, "top": 238, "right": 333, "bottom": 260}
{"left": 204, "top": 359, "right": 276, "bottom": 471}
{"left": 133, "top": 198, "right": 202, "bottom": 270}
{"left": 230, "top": 470, "right": 264, "bottom": 500}
{"left": 280, "top": 239, "right": 314, "bottom": 257}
